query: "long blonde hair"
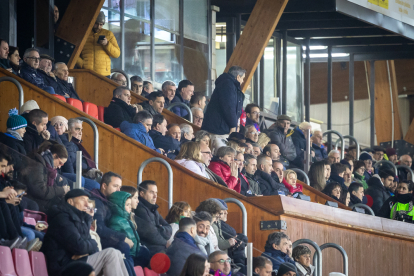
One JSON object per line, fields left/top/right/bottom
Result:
{"left": 175, "top": 142, "right": 203, "bottom": 163}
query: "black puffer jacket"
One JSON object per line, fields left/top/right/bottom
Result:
{"left": 290, "top": 127, "right": 306, "bottom": 169}
{"left": 365, "top": 175, "right": 392, "bottom": 215}
{"left": 104, "top": 97, "right": 136, "bottom": 128}
{"left": 134, "top": 197, "right": 172, "bottom": 256}
{"left": 254, "top": 169, "right": 289, "bottom": 196}
{"left": 41, "top": 202, "right": 98, "bottom": 276}
{"left": 264, "top": 127, "right": 297, "bottom": 162}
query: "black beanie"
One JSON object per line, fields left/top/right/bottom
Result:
{"left": 61, "top": 261, "right": 94, "bottom": 276}
{"left": 277, "top": 262, "right": 297, "bottom": 276}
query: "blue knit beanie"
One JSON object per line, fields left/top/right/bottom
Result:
{"left": 359, "top": 152, "right": 372, "bottom": 161}
{"left": 7, "top": 108, "right": 27, "bottom": 130}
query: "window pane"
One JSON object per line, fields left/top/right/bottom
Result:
{"left": 264, "top": 46, "right": 277, "bottom": 114}
{"left": 125, "top": 0, "right": 150, "bottom": 21}
{"left": 285, "top": 41, "right": 302, "bottom": 122}
{"left": 101, "top": 9, "right": 122, "bottom": 71}
{"left": 155, "top": 0, "right": 179, "bottom": 34}
{"left": 155, "top": 44, "right": 181, "bottom": 85}
{"left": 183, "top": 0, "right": 207, "bottom": 44}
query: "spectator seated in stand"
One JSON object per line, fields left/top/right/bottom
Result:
{"left": 193, "top": 211, "right": 215, "bottom": 255}
{"left": 398, "top": 155, "right": 412, "bottom": 181}
{"left": 209, "top": 199, "right": 237, "bottom": 255}
{"left": 282, "top": 170, "right": 303, "bottom": 194}
{"left": 0, "top": 109, "right": 27, "bottom": 156}
{"left": 272, "top": 161, "right": 285, "bottom": 184}
{"left": 365, "top": 168, "right": 396, "bottom": 215}
{"left": 292, "top": 245, "right": 314, "bottom": 276}
{"left": 241, "top": 104, "right": 261, "bottom": 135}
{"left": 199, "top": 142, "right": 228, "bottom": 187}
{"left": 149, "top": 114, "right": 180, "bottom": 158}
{"left": 244, "top": 124, "right": 259, "bottom": 145}
{"left": 107, "top": 191, "right": 151, "bottom": 267}
{"left": 208, "top": 146, "right": 241, "bottom": 193}
{"left": 340, "top": 160, "right": 353, "bottom": 188}
{"left": 360, "top": 152, "right": 375, "bottom": 182}
{"left": 195, "top": 199, "right": 224, "bottom": 252}
{"left": 327, "top": 150, "right": 340, "bottom": 165}
{"left": 139, "top": 91, "right": 165, "bottom": 116}
{"left": 179, "top": 253, "right": 210, "bottom": 276}
{"left": 253, "top": 257, "right": 273, "bottom": 276}
{"left": 192, "top": 107, "right": 204, "bottom": 128}
{"left": 168, "top": 124, "right": 182, "bottom": 142}
{"left": 322, "top": 181, "right": 342, "bottom": 202}
{"left": 378, "top": 180, "right": 414, "bottom": 221}
{"left": 290, "top": 122, "right": 312, "bottom": 170}
{"left": 7, "top": 45, "right": 21, "bottom": 75}
{"left": 386, "top": 148, "right": 398, "bottom": 164}
{"left": 41, "top": 189, "right": 129, "bottom": 276}
{"left": 166, "top": 218, "right": 205, "bottom": 276}
{"left": 180, "top": 123, "right": 194, "bottom": 144}
{"left": 209, "top": 250, "right": 244, "bottom": 276}
{"left": 120, "top": 110, "right": 163, "bottom": 154}
{"left": 54, "top": 62, "right": 83, "bottom": 100}
{"left": 262, "top": 232, "right": 295, "bottom": 272}
{"left": 37, "top": 54, "right": 60, "bottom": 93}
{"left": 352, "top": 160, "right": 368, "bottom": 190}
{"left": 308, "top": 160, "right": 329, "bottom": 192}
{"left": 236, "top": 151, "right": 251, "bottom": 196}
{"left": 328, "top": 163, "right": 348, "bottom": 192}
{"left": 175, "top": 142, "right": 207, "bottom": 177}
{"left": 311, "top": 130, "right": 327, "bottom": 162}
{"left": 252, "top": 143, "right": 262, "bottom": 157}
{"left": 19, "top": 48, "right": 55, "bottom": 94}
{"left": 165, "top": 201, "right": 192, "bottom": 247}
{"left": 348, "top": 182, "right": 365, "bottom": 206}
{"left": 142, "top": 81, "right": 154, "bottom": 98}
{"left": 111, "top": 72, "right": 127, "bottom": 86}
{"left": 130, "top": 75, "right": 143, "bottom": 95}
{"left": 195, "top": 130, "right": 211, "bottom": 146}
{"left": 171, "top": 80, "right": 194, "bottom": 119}
{"left": 58, "top": 118, "right": 101, "bottom": 190}
{"left": 372, "top": 145, "right": 385, "bottom": 163}
{"left": 254, "top": 155, "right": 289, "bottom": 196}
{"left": 0, "top": 39, "right": 12, "bottom": 72}
{"left": 22, "top": 109, "right": 53, "bottom": 154}
{"left": 243, "top": 154, "right": 261, "bottom": 196}
{"left": 190, "top": 92, "right": 207, "bottom": 110}
{"left": 135, "top": 180, "right": 172, "bottom": 256}
{"left": 104, "top": 86, "right": 138, "bottom": 128}
{"left": 162, "top": 80, "right": 177, "bottom": 108}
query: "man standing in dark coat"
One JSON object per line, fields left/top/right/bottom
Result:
{"left": 134, "top": 180, "right": 172, "bottom": 256}
{"left": 254, "top": 155, "right": 289, "bottom": 196}
{"left": 365, "top": 169, "right": 396, "bottom": 215}
{"left": 41, "top": 189, "right": 129, "bottom": 276}
{"left": 166, "top": 218, "right": 205, "bottom": 276}
{"left": 104, "top": 86, "right": 138, "bottom": 128}
{"left": 202, "top": 66, "right": 246, "bottom": 153}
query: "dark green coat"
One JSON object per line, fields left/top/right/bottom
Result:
{"left": 107, "top": 191, "right": 141, "bottom": 256}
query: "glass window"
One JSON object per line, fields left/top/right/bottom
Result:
{"left": 284, "top": 41, "right": 302, "bottom": 122}
{"left": 155, "top": 0, "right": 179, "bottom": 34}
{"left": 101, "top": 9, "right": 122, "bottom": 71}
{"left": 183, "top": 0, "right": 208, "bottom": 44}
{"left": 125, "top": 0, "right": 150, "bottom": 20}
{"left": 264, "top": 42, "right": 277, "bottom": 115}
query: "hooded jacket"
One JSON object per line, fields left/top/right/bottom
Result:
{"left": 254, "top": 169, "right": 289, "bottom": 196}
{"left": 208, "top": 157, "right": 241, "bottom": 193}
{"left": 107, "top": 191, "right": 141, "bottom": 256}
{"left": 264, "top": 127, "right": 297, "bottom": 162}
{"left": 202, "top": 73, "right": 245, "bottom": 135}
{"left": 262, "top": 244, "right": 295, "bottom": 271}
{"left": 41, "top": 203, "right": 98, "bottom": 276}
{"left": 171, "top": 93, "right": 191, "bottom": 119}
{"left": 365, "top": 175, "right": 392, "bottom": 215}
{"left": 104, "top": 97, "right": 137, "bottom": 128}
{"left": 76, "top": 28, "right": 120, "bottom": 76}
{"left": 134, "top": 196, "right": 172, "bottom": 255}
{"left": 19, "top": 62, "right": 48, "bottom": 89}
{"left": 120, "top": 121, "right": 161, "bottom": 153}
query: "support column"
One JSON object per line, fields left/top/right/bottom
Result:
{"left": 226, "top": 17, "right": 236, "bottom": 64}
{"left": 327, "top": 45, "right": 333, "bottom": 149}
{"left": 349, "top": 53, "right": 354, "bottom": 138}
{"left": 304, "top": 38, "right": 311, "bottom": 122}
{"left": 370, "top": 61, "right": 376, "bottom": 147}
{"left": 282, "top": 30, "right": 287, "bottom": 115}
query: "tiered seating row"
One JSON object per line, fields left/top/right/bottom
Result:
{"left": 0, "top": 246, "right": 48, "bottom": 276}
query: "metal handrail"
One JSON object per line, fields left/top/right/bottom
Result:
{"left": 111, "top": 69, "right": 130, "bottom": 88}
{"left": 323, "top": 130, "right": 345, "bottom": 159}
{"left": 396, "top": 165, "right": 414, "bottom": 181}
{"left": 293, "top": 239, "right": 322, "bottom": 276}
{"left": 76, "top": 117, "right": 99, "bottom": 170}
{"left": 75, "top": 151, "right": 83, "bottom": 189}
{"left": 316, "top": 243, "right": 348, "bottom": 276}
{"left": 137, "top": 157, "right": 173, "bottom": 208}
{"left": 291, "top": 168, "right": 310, "bottom": 185}
{"left": 0, "top": 77, "right": 24, "bottom": 113}
{"left": 223, "top": 198, "right": 247, "bottom": 236}
{"left": 349, "top": 203, "right": 375, "bottom": 216}
{"left": 166, "top": 102, "right": 194, "bottom": 123}
{"left": 334, "top": 135, "right": 360, "bottom": 160}
{"left": 373, "top": 160, "right": 397, "bottom": 175}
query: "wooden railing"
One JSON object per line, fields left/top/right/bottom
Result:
{"left": 1, "top": 68, "right": 414, "bottom": 276}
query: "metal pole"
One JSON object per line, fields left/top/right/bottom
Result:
{"left": 327, "top": 45, "right": 333, "bottom": 150}
{"left": 304, "top": 129, "right": 311, "bottom": 174}
{"left": 223, "top": 198, "right": 247, "bottom": 236}
{"left": 226, "top": 17, "right": 236, "bottom": 64}
{"left": 305, "top": 38, "right": 311, "bottom": 122}
{"left": 334, "top": 135, "right": 360, "bottom": 160}
{"left": 150, "top": 0, "right": 155, "bottom": 82}
{"left": 373, "top": 160, "right": 397, "bottom": 175}
{"left": 319, "top": 243, "right": 349, "bottom": 276}
{"left": 282, "top": 30, "right": 287, "bottom": 115}
{"left": 179, "top": 0, "right": 184, "bottom": 80}
{"left": 120, "top": 0, "right": 125, "bottom": 71}
{"left": 0, "top": 77, "right": 24, "bottom": 112}
{"left": 274, "top": 37, "right": 280, "bottom": 115}
{"left": 137, "top": 157, "right": 174, "bottom": 208}
{"left": 349, "top": 53, "right": 355, "bottom": 137}
{"left": 293, "top": 239, "right": 322, "bottom": 276}
{"left": 235, "top": 14, "right": 241, "bottom": 43}
{"left": 291, "top": 168, "right": 310, "bottom": 185}
{"left": 76, "top": 117, "right": 99, "bottom": 169}
{"left": 259, "top": 54, "right": 265, "bottom": 108}
{"left": 323, "top": 130, "right": 344, "bottom": 159}
{"left": 350, "top": 203, "right": 375, "bottom": 216}
{"left": 166, "top": 102, "right": 193, "bottom": 123}
{"left": 207, "top": 0, "right": 212, "bottom": 96}
{"left": 75, "top": 151, "right": 83, "bottom": 189}
{"left": 370, "top": 60, "right": 376, "bottom": 147}
{"left": 246, "top": 243, "right": 253, "bottom": 276}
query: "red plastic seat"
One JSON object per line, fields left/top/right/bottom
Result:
{"left": 53, "top": 95, "right": 66, "bottom": 102}
{"left": 134, "top": 266, "right": 145, "bottom": 276}
{"left": 83, "top": 102, "right": 99, "bottom": 119}
{"left": 98, "top": 106, "right": 105, "bottom": 122}
{"left": 144, "top": 268, "right": 160, "bottom": 276}
{"left": 23, "top": 209, "right": 47, "bottom": 224}
{"left": 29, "top": 251, "right": 48, "bottom": 276}
{"left": 0, "top": 245, "right": 17, "bottom": 276}
{"left": 12, "top": 248, "right": 33, "bottom": 276}
{"left": 23, "top": 217, "right": 36, "bottom": 226}
{"left": 115, "top": 128, "right": 121, "bottom": 131}
{"left": 67, "top": 98, "right": 83, "bottom": 111}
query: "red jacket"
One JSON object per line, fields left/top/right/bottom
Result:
{"left": 282, "top": 178, "right": 303, "bottom": 194}
{"left": 208, "top": 160, "right": 241, "bottom": 193}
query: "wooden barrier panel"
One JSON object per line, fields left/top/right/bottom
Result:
{"left": 1, "top": 68, "right": 414, "bottom": 276}
{"left": 68, "top": 69, "right": 200, "bottom": 130}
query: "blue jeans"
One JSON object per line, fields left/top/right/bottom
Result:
{"left": 43, "top": 86, "right": 55, "bottom": 95}
{"left": 21, "top": 226, "right": 45, "bottom": 241}
{"left": 62, "top": 173, "right": 100, "bottom": 191}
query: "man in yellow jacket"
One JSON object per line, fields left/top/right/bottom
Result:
{"left": 76, "top": 11, "right": 120, "bottom": 76}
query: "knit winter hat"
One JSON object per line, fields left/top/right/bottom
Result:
{"left": 386, "top": 148, "right": 397, "bottom": 157}
{"left": 7, "top": 108, "right": 27, "bottom": 130}
{"left": 359, "top": 152, "right": 372, "bottom": 161}
{"left": 50, "top": 116, "right": 68, "bottom": 132}
{"left": 96, "top": 11, "right": 105, "bottom": 24}
{"left": 20, "top": 100, "right": 40, "bottom": 114}
{"left": 277, "top": 262, "right": 297, "bottom": 276}
{"left": 211, "top": 198, "right": 228, "bottom": 210}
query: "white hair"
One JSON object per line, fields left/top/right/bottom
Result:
{"left": 328, "top": 150, "right": 340, "bottom": 157}
{"left": 23, "top": 48, "right": 39, "bottom": 59}
{"left": 180, "top": 123, "right": 193, "bottom": 139}
{"left": 191, "top": 107, "right": 203, "bottom": 113}
{"left": 68, "top": 118, "right": 83, "bottom": 130}
{"left": 298, "top": 121, "right": 311, "bottom": 131}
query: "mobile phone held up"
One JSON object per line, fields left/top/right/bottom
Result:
{"left": 97, "top": 35, "right": 105, "bottom": 43}
{"left": 16, "top": 191, "right": 25, "bottom": 198}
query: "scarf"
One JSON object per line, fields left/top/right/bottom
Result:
{"left": 194, "top": 235, "right": 211, "bottom": 255}
{"left": 6, "top": 129, "right": 23, "bottom": 141}
{"left": 71, "top": 137, "right": 96, "bottom": 169}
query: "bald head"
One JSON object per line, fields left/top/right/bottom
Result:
{"left": 400, "top": 155, "right": 413, "bottom": 167}
{"left": 54, "top": 62, "right": 69, "bottom": 81}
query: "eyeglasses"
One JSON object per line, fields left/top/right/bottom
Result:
{"left": 27, "top": 57, "right": 40, "bottom": 61}
{"left": 212, "top": 258, "right": 232, "bottom": 264}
